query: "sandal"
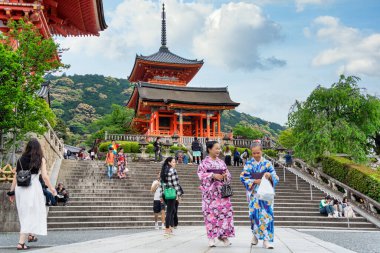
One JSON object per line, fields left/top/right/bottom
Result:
{"left": 17, "top": 243, "right": 30, "bottom": 250}
{"left": 28, "top": 235, "right": 38, "bottom": 242}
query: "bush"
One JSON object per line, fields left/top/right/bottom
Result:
{"left": 170, "top": 146, "right": 188, "bottom": 153}
{"left": 321, "top": 156, "right": 380, "bottom": 202}
{"left": 263, "top": 149, "right": 278, "bottom": 158}
{"left": 99, "top": 141, "right": 141, "bottom": 153}
{"left": 98, "top": 141, "right": 186, "bottom": 154}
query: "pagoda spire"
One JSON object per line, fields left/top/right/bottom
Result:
{"left": 160, "top": 3, "right": 168, "bottom": 50}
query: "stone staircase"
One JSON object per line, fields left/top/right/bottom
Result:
{"left": 47, "top": 159, "right": 378, "bottom": 230}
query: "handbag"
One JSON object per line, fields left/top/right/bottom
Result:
{"left": 162, "top": 181, "right": 177, "bottom": 200}
{"left": 16, "top": 159, "right": 32, "bottom": 187}
{"left": 221, "top": 179, "right": 233, "bottom": 198}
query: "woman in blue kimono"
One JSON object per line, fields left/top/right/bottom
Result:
{"left": 240, "top": 141, "right": 279, "bottom": 249}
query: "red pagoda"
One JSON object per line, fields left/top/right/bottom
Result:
{"left": 127, "top": 4, "right": 239, "bottom": 139}
{"left": 0, "top": 0, "right": 107, "bottom": 38}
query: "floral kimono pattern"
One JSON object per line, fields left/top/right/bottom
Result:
{"left": 240, "top": 157, "right": 279, "bottom": 242}
{"left": 197, "top": 156, "right": 235, "bottom": 239}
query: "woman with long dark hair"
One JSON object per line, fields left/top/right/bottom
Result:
{"left": 160, "top": 157, "right": 183, "bottom": 237}
{"left": 8, "top": 138, "right": 57, "bottom": 250}
{"left": 198, "top": 141, "right": 235, "bottom": 247}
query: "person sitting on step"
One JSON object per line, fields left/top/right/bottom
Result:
{"left": 39, "top": 175, "right": 56, "bottom": 206}
{"left": 319, "top": 196, "right": 334, "bottom": 217}
{"left": 55, "top": 183, "right": 69, "bottom": 206}
{"left": 342, "top": 197, "right": 356, "bottom": 218}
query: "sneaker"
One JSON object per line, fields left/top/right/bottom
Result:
{"left": 208, "top": 239, "right": 216, "bottom": 247}
{"left": 161, "top": 224, "right": 165, "bottom": 230}
{"left": 218, "top": 238, "right": 231, "bottom": 246}
{"left": 155, "top": 223, "right": 159, "bottom": 230}
{"left": 251, "top": 235, "right": 258, "bottom": 245}
{"left": 263, "top": 240, "right": 274, "bottom": 249}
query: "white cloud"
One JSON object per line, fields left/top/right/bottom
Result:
{"left": 58, "top": 1, "right": 284, "bottom": 71}
{"left": 307, "top": 16, "right": 380, "bottom": 77}
{"left": 193, "top": 2, "right": 285, "bottom": 70}
{"left": 295, "top": 0, "right": 331, "bottom": 12}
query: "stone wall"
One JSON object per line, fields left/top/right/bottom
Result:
{"left": 0, "top": 123, "right": 63, "bottom": 232}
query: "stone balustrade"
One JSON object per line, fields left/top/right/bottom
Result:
{"left": 265, "top": 155, "right": 380, "bottom": 228}
{"left": 105, "top": 132, "right": 277, "bottom": 149}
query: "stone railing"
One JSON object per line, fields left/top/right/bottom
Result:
{"left": 293, "top": 158, "right": 380, "bottom": 216}
{"left": 105, "top": 132, "right": 277, "bottom": 149}
{"left": 265, "top": 155, "right": 380, "bottom": 228}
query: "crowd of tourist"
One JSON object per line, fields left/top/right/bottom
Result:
{"left": 319, "top": 195, "right": 356, "bottom": 218}
{"left": 7, "top": 137, "right": 360, "bottom": 250}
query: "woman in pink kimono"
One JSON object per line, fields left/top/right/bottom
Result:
{"left": 197, "top": 141, "right": 235, "bottom": 247}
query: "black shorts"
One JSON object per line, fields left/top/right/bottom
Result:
{"left": 153, "top": 200, "right": 165, "bottom": 213}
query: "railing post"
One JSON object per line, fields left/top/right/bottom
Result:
{"left": 310, "top": 184, "right": 313, "bottom": 200}
{"left": 283, "top": 165, "right": 286, "bottom": 182}
{"left": 105, "top": 131, "right": 108, "bottom": 141}
{"left": 296, "top": 174, "right": 298, "bottom": 191}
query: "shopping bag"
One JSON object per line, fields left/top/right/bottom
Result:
{"left": 257, "top": 176, "right": 275, "bottom": 201}
{"left": 112, "top": 166, "right": 117, "bottom": 174}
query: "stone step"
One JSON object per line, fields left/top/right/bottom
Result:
{"left": 49, "top": 205, "right": 319, "bottom": 212}
{"left": 48, "top": 210, "right": 324, "bottom": 217}
{"left": 47, "top": 220, "right": 375, "bottom": 229}
{"left": 68, "top": 193, "right": 325, "bottom": 198}
{"left": 64, "top": 201, "right": 323, "bottom": 207}
{"left": 47, "top": 215, "right": 369, "bottom": 223}
{"left": 49, "top": 160, "right": 376, "bottom": 231}
{"left": 67, "top": 197, "right": 322, "bottom": 204}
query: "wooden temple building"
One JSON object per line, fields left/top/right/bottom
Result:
{"left": 127, "top": 4, "right": 239, "bottom": 139}
{"left": 0, "top": 0, "right": 107, "bottom": 38}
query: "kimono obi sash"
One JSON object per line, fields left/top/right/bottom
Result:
{"left": 251, "top": 172, "right": 265, "bottom": 179}
{"left": 207, "top": 168, "right": 225, "bottom": 175}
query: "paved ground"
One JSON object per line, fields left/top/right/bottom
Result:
{"left": 300, "top": 229, "right": 380, "bottom": 253}
{"left": 0, "top": 227, "right": 362, "bottom": 253}
{"left": 0, "top": 229, "right": 149, "bottom": 252}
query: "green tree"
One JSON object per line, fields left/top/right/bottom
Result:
{"left": 288, "top": 75, "right": 380, "bottom": 163}
{"left": 233, "top": 123, "right": 265, "bottom": 140}
{"left": 278, "top": 128, "right": 296, "bottom": 149}
{"left": 0, "top": 20, "right": 65, "bottom": 147}
{"left": 86, "top": 104, "right": 134, "bottom": 145}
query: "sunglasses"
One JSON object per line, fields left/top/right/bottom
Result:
{"left": 252, "top": 152, "right": 261, "bottom": 155}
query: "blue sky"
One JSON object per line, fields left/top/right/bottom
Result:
{"left": 58, "top": 0, "right": 380, "bottom": 125}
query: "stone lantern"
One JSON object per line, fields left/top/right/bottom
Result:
{"left": 172, "top": 132, "right": 179, "bottom": 146}
{"left": 276, "top": 146, "right": 287, "bottom": 162}
{"left": 163, "top": 139, "right": 172, "bottom": 157}
{"left": 223, "top": 134, "right": 231, "bottom": 148}
{"left": 138, "top": 138, "right": 148, "bottom": 159}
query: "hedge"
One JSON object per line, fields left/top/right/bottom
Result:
{"left": 223, "top": 146, "right": 278, "bottom": 158}
{"left": 99, "top": 141, "right": 187, "bottom": 154}
{"left": 321, "top": 156, "right": 380, "bottom": 202}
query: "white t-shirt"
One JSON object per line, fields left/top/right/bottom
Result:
{"left": 151, "top": 180, "right": 162, "bottom": 201}
{"left": 154, "top": 186, "right": 162, "bottom": 201}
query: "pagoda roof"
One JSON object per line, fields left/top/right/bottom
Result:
{"left": 36, "top": 82, "right": 50, "bottom": 98}
{"left": 0, "top": 0, "right": 107, "bottom": 37}
{"left": 127, "top": 82, "right": 240, "bottom": 108}
{"left": 137, "top": 46, "right": 203, "bottom": 65}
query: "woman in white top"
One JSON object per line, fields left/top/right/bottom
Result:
{"left": 8, "top": 139, "right": 57, "bottom": 250}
